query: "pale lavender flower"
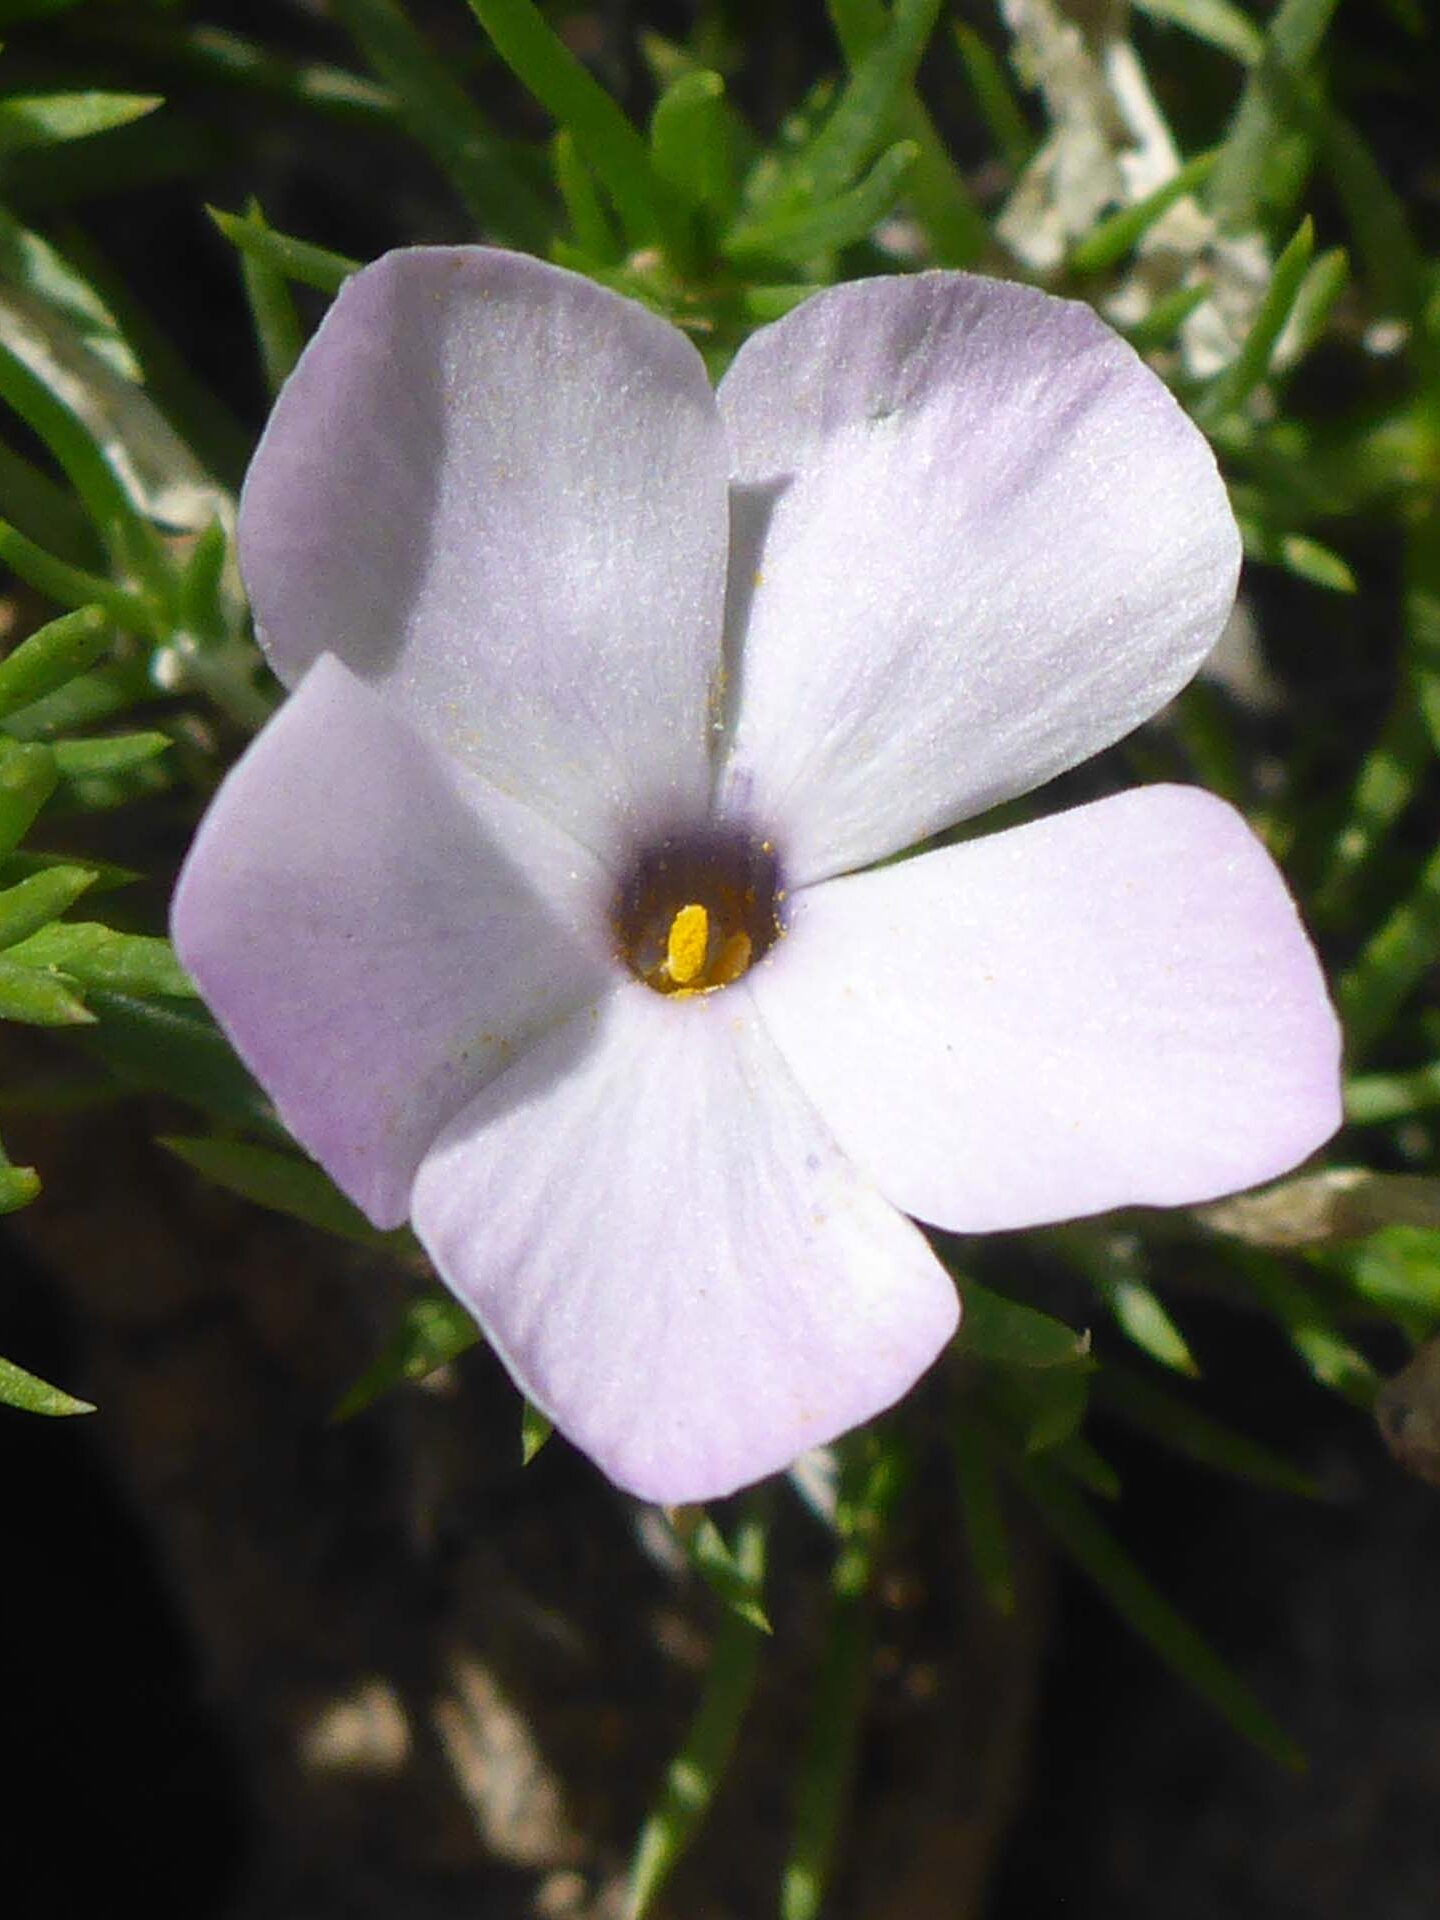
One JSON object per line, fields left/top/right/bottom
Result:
{"left": 172, "top": 248, "right": 1341, "bottom": 1502}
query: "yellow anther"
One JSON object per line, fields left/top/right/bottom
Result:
{"left": 711, "top": 930, "right": 752, "bottom": 988}
{"left": 666, "top": 903, "right": 710, "bottom": 987}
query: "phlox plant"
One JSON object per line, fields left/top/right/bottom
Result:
{"left": 1, "top": 2, "right": 1439, "bottom": 1915}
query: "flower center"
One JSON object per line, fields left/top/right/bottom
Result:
{"left": 615, "top": 829, "right": 783, "bottom": 997}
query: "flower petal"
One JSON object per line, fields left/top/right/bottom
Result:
{"left": 171, "top": 654, "right": 615, "bottom": 1228}
{"left": 239, "top": 247, "right": 730, "bottom": 858}
{"left": 716, "top": 273, "right": 1241, "bottom": 882}
{"left": 751, "top": 785, "right": 1341, "bottom": 1232}
{"left": 410, "top": 983, "right": 959, "bottom": 1502}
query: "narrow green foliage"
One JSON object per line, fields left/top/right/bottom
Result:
{"left": 951, "top": 1417, "right": 1017, "bottom": 1615}
{"left": 1095, "top": 1366, "right": 1320, "bottom": 1498}
{"left": 0, "top": 955, "right": 95, "bottom": 1026}
{"left": 789, "top": 0, "right": 942, "bottom": 212}
{"left": 1069, "top": 149, "right": 1219, "bottom": 274}
{"left": 1338, "top": 836, "right": 1440, "bottom": 1058}
{"left": 671, "top": 1508, "right": 772, "bottom": 1634}
{"left": 209, "top": 207, "right": 358, "bottom": 296}
{"left": 3, "top": 662, "right": 146, "bottom": 741}
{"left": 0, "top": 863, "right": 96, "bottom": 950}
{"left": 0, "top": 339, "right": 168, "bottom": 591}
{"left": 1196, "top": 217, "right": 1315, "bottom": 426}
{"left": 1173, "top": 680, "right": 1248, "bottom": 806}
{"left": 989, "top": 1358, "right": 1092, "bottom": 1457}
{"left": 1208, "top": 0, "right": 1341, "bottom": 234}
{"left": 237, "top": 200, "right": 304, "bottom": 395}
{"left": 332, "top": 0, "right": 549, "bottom": 243}
{"left": 780, "top": 1436, "right": 907, "bottom": 1920}
{"left": 952, "top": 23, "right": 1033, "bottom": 174}
{"left": 0, "top": 739, "right": 58, "bottom": 853}
{"left": 78, "top": 990, "right": 271, "bottom": 1127}
{"left": 1094, "top": 1271, "right": 1199, "bottom": 1376}
{"left": 553, "top": 130, "right": 619, "bottom": 261}
{"left": 1123, "top": 283, "right": 1210, "bottom": 351}
{"left": 1048, "top": 1433, "right": 1122, "bottom": 1500}
{"left": 164, "top": 1134, "right": 399, "bottom": 1246}
{"left": 127, "top": 22, "right": 396, "bottom": 124}
{"left": 0, "top": 92, "right": 162, "bottom": 156}
{"left": 1280, "top": 246, "right": 1350, "bottom": 371}
{"left": 0, "top": 519, "right": 152, "bottom": 630}
{"left": 1346, "top": 1061, "right": 1440, "bottom": 1127}
{"left": 520, "top": 1400, "right": 552, "bottom": 1464}
{"left": 628, "top": 1506, "right": 769, "bottom": 1918}
{"left": 0, "top": 606, "right": 109, "bottom": 720}
{"left": 1316, "top": 106, "right": 1427, "bottom": 322}
{"left": 1131, "top": 0, "right": 1264, "bottom": 64}
{"left": 333, "top": 1294, "right": 481, "bottom": 1421}
{"left": 51, "top": 732, "right": 171, "bottom": 778}
{"left": 814, "top": 0, "right": 985, "bottom": 268}
{"left": 1405, "top": 496, "right": 1440, "bottom": 756}
{"left": 1338, "top": 1226, "right": 1440, "bottom": 1342}
{"left": 1239, "top": 1253, "right": 1378, "bottom": 1406}
{"left": 726, "top": 140, "right": 918, "bottom": 268}
{"left": 1314, "top": 696, "right": 1429, "bottom": 916}
{"left": 178, "top": 518, "right": 233, "bottom": 648}
{"left": 5, "top": 923, "right": 192, "bottom": 998}
{"left": 0, "top": 1352, "right": 94, "bottom": 1415}
{"left": 1010, "top": 1448, "right": 1306, "bottom": 1770}
{"left": 959, "top": 1274, "right": 1090, "bottom": 1369}
{"left": 465, "top": 0, "right": 686, "bottom": 261}
{"left": 0, "top": 1135, "right": 41, "bottom": 1213}
{"left": 650, "top": 70, "right": 736, "bottom": 223}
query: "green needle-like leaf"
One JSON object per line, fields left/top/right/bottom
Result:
{"left": 0, "top": 605, "right": 110, "bottom": 721}
{"left": 0, "top": 739, "right": 58, "bottom": 854}
{"left": 781, "top": 1436, "right": 908, "bottom": 1920}
{"left": 1069, "top": 149, "right": 1219, "bottom": 274}
{"left": 0, "top": 955, "right": 94, "bottom": 1026}
{"left": 333, "top": 1294, "right": 481, "bottom": 1421}
{"left": 0, "top": 92, "right": 162, "bottom": 155}
{"left": 959, "top": 1275, "right": 1090, "bottom": 1369}
{"left": 208, "top": 207, "right": 358, "bottom": 296}
{"left": 1012, "top": 1448, "right": 1306, "bottom": 1770}
{"left": 0, "top": 1135, "right": 41, "bottom": 1214}
{"left": 0, "top": 863, "right": 96, "bottom": 950}
{"left": 552, "top": 130, "right": 619, "bottom": 261}
{"left": 669, "top": 1507, "right": 773, "bottom": 1634}
{"left": 1208, "top": 0, "right": 1340, "bottom": 233}
{"left": 520, "top": 1400, "right": 552, "bottom": 1464}
{"left": 235, "top": 200, "right": 304, "bottom": 395}
{"left": 1094, "top": 1272, "right": 1199, "bottom": 1377}
{"left": 628, "top": 1505, "right": 769, "bottom": 1918}
{"left": 332, "top": 0, "right": 550, "bottom": 244}
{"left": 1346, "top": 1061, "right": 1440, "bottom": 1128}
{"left": 163, "top": 1134, "right": 401, "bottom": 1247}
{"left": 1239, "top": 1253, "right": 1378, "bottom": 1406}
{"left": 0, "top": 519, "right": 153, "bottom": 631}
{"left": 650, "top": 70, "right": 735, "bottom": 222}
{"left": 951, "top": 1416, "right": 1017, "bottom": 1615}
{"left": 1095, "top": 1365, "right": 1320, "bottom": 1498}
{"left": 52, "top": 731, "right": 171, "bottom": 778}
{"left": 1196, "top": 217, "right": 1315, "bottom": 426}
{"left": 0, "top": 1351, "right": 94, "bottom": 1415}
{"left": 4, "top": 923, "right": 193, "bottom": 998}
{"left": 1131, "top": 0, "right": 1264, "bottom": 65}
{"left": 725, "top": 139, "right": 918, "bottom": 269}
{"left": 1339, "top": 836, "right": 1440, "bottom": 1058}
{"left": 78, "top": 990, "right": 271, "bottom": 1128}
{"left": 953, "top": 22, "right": 1034, "bottom": 174}
{"left": 465, "top": 0, "right": 686, "bottom": 260}
{"left": 0, "top": 338, "right": 169, "bottom": 592}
